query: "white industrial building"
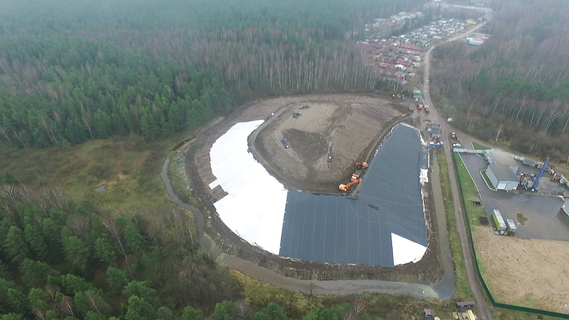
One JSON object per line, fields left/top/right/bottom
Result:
{"left": 484, "top": 150, "right": 520, "bottom": 191}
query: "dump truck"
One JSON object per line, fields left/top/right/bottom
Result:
{"left": 492, "top": 210, "right": 507, "bottom": 235}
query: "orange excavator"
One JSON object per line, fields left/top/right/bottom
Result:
{"left": 351, "top": 162, "right": 369, "bottom": 182}
{"left": 339, "top": 179, "right": 362, "bottom": 192}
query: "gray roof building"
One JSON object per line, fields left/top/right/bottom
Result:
{"left": 486, "top": 150, "right": 520, "bottom": 175}
{"left": 486, "top": 164, "right": 519, "bottom": 191}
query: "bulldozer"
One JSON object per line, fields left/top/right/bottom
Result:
{"left": 339, "top": 179, "right": 362, "bottom": 192}
{"left": 351, "top": 162, "right": 368, "bottom": 182}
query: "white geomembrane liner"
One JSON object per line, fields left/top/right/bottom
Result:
{"left": 391, "top": 233, "right": 427, "bottom": 265}
{"left": 209, "top": 120, "right": 288, "bottom": 254}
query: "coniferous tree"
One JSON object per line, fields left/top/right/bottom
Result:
{"left": 3, "top": 226, "right": 30, "bottom": 264}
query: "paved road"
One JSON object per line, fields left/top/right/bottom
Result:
{"left": 422, "top": 22, "right": 495, "bottom": 320}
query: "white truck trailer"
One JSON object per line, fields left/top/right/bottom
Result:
{"left": 492, "top": 210, "right": 507, "bottom": 235}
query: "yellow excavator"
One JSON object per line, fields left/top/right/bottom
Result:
{"left": 339, "top": 179, "right": 362, "bottom": 192}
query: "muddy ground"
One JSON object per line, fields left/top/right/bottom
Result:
{"left": 249, "top": 95, "right": 408, "bottom": 193}
{"left": 185, "top": 94, "right": 443, "bottom": 283}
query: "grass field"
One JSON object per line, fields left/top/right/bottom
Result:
{"left": 436, "top": 150, "right": 474, "bottom": 301}
{"left": 453, "top": 153, "right": 487, "bottom": 227}
{"left": 480, "top": 170, "right": 496, "bottom": 191}
{"left": 0, "top": 133, "right": 191, "bottom": 211}
{"left": 472, "top": 142, "right": 487, "bottom": 151}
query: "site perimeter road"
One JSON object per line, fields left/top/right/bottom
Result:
{"left": 422, "top": 22, "right": 495, "bottom": 320}
{"left": 161, "top": 140, "right": 456, "bottom": 300}
{"left": 156, "top": 26, "right": 495, "bottom": 306}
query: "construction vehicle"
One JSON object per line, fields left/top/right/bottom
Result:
{"left": 492, "top": 209, "right": 507, "bottom": 235}
{"left": 339, "top": 179, "right": 362, "bottom": 192}
{"left": 531, "top": 157, "right": 550, "bottom": 192}
{"left": 351, "top": 162, "right": 368, "bottom": 182}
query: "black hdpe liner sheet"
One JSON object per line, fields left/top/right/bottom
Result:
{"left": 279, "top": 124, "right": 427, "bottom": 267}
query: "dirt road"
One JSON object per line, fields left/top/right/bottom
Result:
{"left": 162, "top": 98, "right": 457, "bottom": 300}
{"left": 422, "top": 22, "right": 495, "bottom": 320}
{"left": 162, "top": 151, "right": 456, "bottom": 299}
{"left": 157, "top": 25, "right": 494, "bottom": 306}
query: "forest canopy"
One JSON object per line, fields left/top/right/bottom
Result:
{"left": 0, "top": 0, "right": 426, "bottom": 148}
{"left": 430, "top": 0, "right": 569, "bottom": 160}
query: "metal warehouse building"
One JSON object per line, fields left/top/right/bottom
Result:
{"left": 485, "top": 150, "right": 520, "bottom": 191}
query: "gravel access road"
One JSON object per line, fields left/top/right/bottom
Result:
{"left": 422, "top": 22, "right": 495, "bottom": 320}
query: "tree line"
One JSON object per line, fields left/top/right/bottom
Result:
{"left": 430, "top": 0, "right": 569, "bottom": 161}
{"left": 0, "top": 184, "right": 380, "bottom": 319}
{"left": 0, "top": 0, "right": 427, "bottom": 148}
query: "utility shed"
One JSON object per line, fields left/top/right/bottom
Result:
{"left": 485, "top": 150, "right": 520, "bottom": 191}
{"left": 486, "top": 164, "right": 519, "bottom": 191}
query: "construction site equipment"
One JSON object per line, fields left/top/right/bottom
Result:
{"left": 531, "top": 157, "right": 550, "bottom": 191}
{"left": 339, "top": 179, "right": 362, "bottom": 192}
{"left": 492, "top": 209, "right": 507, "bottom": 235}
{"left": 351, "top": 162, "right": 369, "bottom": 182}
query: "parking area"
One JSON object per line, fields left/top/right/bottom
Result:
{"left": 460, "top": 153, "right": 569, "bottom": 242}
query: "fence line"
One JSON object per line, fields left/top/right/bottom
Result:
{"left": 452, "top": 153, "right": 569, "bottom": 319}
